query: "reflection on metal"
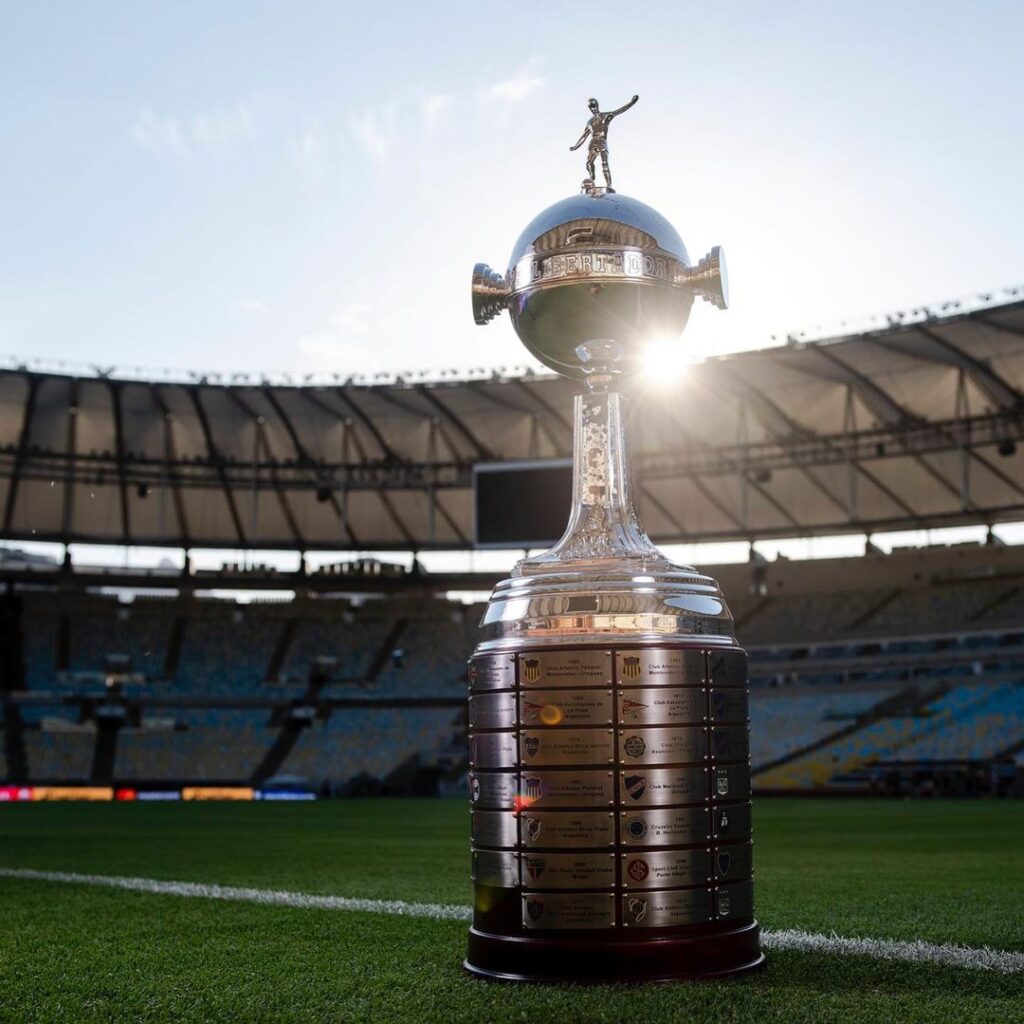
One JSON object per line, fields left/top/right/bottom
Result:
{"left": 520, "top": 689, "right": 614, "bottom": 727}
{"left": 469, "top": 771, "right": 517, "bottom": 810}
{"left": 519, "top": 811, "right": 616, "bottom": 848}
{"left": 516, "top": 770, "right": 615, "bottom": 808}
{"left": 520, "top": 852, "right": 615, "bottom": 890}
{"left": 519, "top": 729, "right": 615, "bottom": 767}
{"left": 522, "top": 892, "right": 616, "bottom": 930}
{"left": 472, "top": 849, "right": 518, "bottom": 888}
{"left": 469, "top": 655, "right": 516, "bottom": 692}
{"left": 469, "top": 733, "right": 517, "bottom": 769}
{"left": 621, "top": 887, "right": 711, "bottom": 928}
{"left": 468, "top": 692, "right": 517, "bottom": 730}
{"left": 619, "top": 806, "right": 710, "bottom": 846}
{"left": 518, "top": 650, "right": 613, "bottom": 688}
{"left": 471, "top": 810, "right": 518, "bottom": 849}
{"left": 620, "top": 848, "right": 711, "bottom": 890}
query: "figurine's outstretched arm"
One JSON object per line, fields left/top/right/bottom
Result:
{"left": 569, "top": 126, "right": 591, "bottom": 152}
{"left": 609, "top": 94, "right": 639, "bottom": 118}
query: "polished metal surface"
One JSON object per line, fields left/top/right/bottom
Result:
{"left": 520, "top": 728, "right": 615, "bottom": 766}
{"left": 522, "top": 892, "right": 616, "bottom": 930}
{"left": 521, "top": 852, "right": 616, "bottom": 889}
{"left": 472, "top": 849, "right": 519, "bottom": 888}
{"left": 469, "top": 692, "right": 517, "bottom": 730}
{"left": 709, "top": 688, "right": 749, "bottom": 722}
{"left": 518, "top": 769, "right": 615, "bottom": 807}
{"left": 569, "top": 94, "right": 638, "bottom": 190}
{"left": 620, "top": 848, "right": 711, "bottom": 889}
{"left": 714, "top": 842, "right": 753, "bottom": 881}
{"left": 470, "top": 113, "right": 728, "bottom": 381}
{"left": 621, "top": 887, "right": 711, "bottom": 928}
{"left": 619, "top": 767, "right": 708, "bottom": 806}
{"left": 617, "top": 649, "right": 705, "bottom": 686}
{"left": 713, "top": 802, "right": 752, "bottom": 840}
{"left": 712, "top": 764, "right": 751, "bottom": 801}
{"left": 618, "top": 726, "right": 707, "bottom": 765}
{"left": 618, "top": 687, "right": 706, "bottom": 726}
{"left": 709, "top": 651, "right": 748, "bottom": 687}
{"left": 520, "top": 689, "right": 614, "bottom": 727}
{"left": 466, "top": 99, "right": 756, "bottom": 958}
{"left": 471, "top": 810, "right": 519, "bottom": 848}
{"left": 710, "top": 726, "right": 750, "bottom": 762}
{"left": 469, "top": 771, "right": 517, "bottom": 810}
{"left": 518, "top": 649, "right": 612, "bottom": 687}
{"left": 520, "top": 811, "right": 616, "bottom": 848}
{"left": 715, "top": 881, "right": 755, "bottom": 920}
{"left": 468, "top": 654, "right": 516, "bottom": 692}
{"left": 620, "top": 806, "right": 710, "bottom": 846}
{"left": 469, "top": 732, "right": 517, "bottom": 769}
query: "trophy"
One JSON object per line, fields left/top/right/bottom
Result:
{"left": 464, "top": 97, "right": 763, "bottom": 982}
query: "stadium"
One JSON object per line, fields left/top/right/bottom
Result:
{"left": 3, "top": 6, "right": 1023, "bottom": 1023}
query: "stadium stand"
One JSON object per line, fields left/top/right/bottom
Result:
{"left": 3, "top": 295, "right": 1024, "bottom": 796}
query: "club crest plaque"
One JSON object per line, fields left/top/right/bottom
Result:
{"left": 465, "top": 96, "right": 762, "bottom": 982}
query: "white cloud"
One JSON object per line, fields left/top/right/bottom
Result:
{"left": 347, "top": 104, "right": 397, "bottom": 162}
{"left": 421, "top": 92, "right": 454, "bottom": 128}
{"left": 132, "top": 102, "right": 256, "bottom": 161}
{"left": 484, "top": 62, "right": 544, "bottom": 102}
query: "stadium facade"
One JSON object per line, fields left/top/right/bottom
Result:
{"left": 2, "top": 293, "right": 1023, "bottom": 799}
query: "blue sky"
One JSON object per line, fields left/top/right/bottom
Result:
{"left": 1, "top": 1, "right": 1022, "bottom": 379}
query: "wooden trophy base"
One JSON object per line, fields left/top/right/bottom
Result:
{"left": 465, "top": 919, "right": 765, "bottom": 983}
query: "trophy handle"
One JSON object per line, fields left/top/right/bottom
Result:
{"left": 686, "top": 246, "right": 729, "bottom": 310}
{"left": 471, "top": 263, "right": 509, "bottom": 325}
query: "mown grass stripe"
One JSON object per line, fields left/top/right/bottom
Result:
{"left": 3, "top": 867, "right": 1022, "bottom": 974}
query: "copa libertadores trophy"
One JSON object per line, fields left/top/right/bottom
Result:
{"left": 464, "top": 96, "right": 763, "bottom": 982}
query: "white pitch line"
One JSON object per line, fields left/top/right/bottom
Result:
{"left": 2, "top": 867, "right": 1022, "bottom": 975}
{"left": 0, "top": 867, "right": 471, "bottom": 922}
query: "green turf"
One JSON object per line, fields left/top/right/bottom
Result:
{"left": 0, "top": 799, "right": 1021, "bottom": 1023}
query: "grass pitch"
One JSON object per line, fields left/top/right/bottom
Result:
{"left": 0, "top": 799, "right": 1021, "bottom": 1023}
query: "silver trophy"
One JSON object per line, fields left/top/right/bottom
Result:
{"left": 465, "top": 97, "right": 762, "bottom": 982}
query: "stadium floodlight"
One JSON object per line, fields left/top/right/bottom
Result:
{"left": 464, "top": 96, "right": 761, "bottom": 982}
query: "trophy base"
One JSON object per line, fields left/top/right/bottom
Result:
{"left": 464, "top": 920, "right": 764, "bottom": 983}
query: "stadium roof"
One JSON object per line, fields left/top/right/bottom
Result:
{"left": 3, "top": 292, "right": 1024, "bottom": 550}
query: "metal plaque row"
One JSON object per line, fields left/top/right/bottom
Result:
{"left": 469, "top": 648, "right": 748, "bottom": 694}
{"left": 518, "top": 883, "right": 755, "bottom": 930}
{"left": 469, "top": 766, "right": 751, "bottom": 809}
{"left": 469, "top": 688, "right": 749, "bottom": 731}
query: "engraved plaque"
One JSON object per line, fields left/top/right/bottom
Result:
{"left": 617, "top": 649, "right": 703, "bottom": 687}
{"left": 520, "top": 852, "right": 615, "bottom": 889}
{"left": 519, "top": 650, "right": 612, "bottom": 688}
{"left": 518, "top": 770, "right": 614, "bottom": 808}
{"left": 520, "top": 810, "right": 615, "bottom": 848}
{"left": 620, "top": 806, "right": 710, "bottom": 846}
{"left": 471, "top": 810, "right": 517, "bottom": 848}
{"left": 711, "top": 764, "right": 750, "bottom": 801}
{"left": 712, "top": 801, "right": 751, "bottom": 840}
{"left": 520, "top": 729, "right": 614, "bottom": 766}
{"left": 709, "top": 688, "right": 748, "bottom": 722}
{"left": 710, "top": 726, "right": 749, "bottom": 762}
{"left": 470, "top": 771, "right": 517, "bottom": 810}
{"left": 714, "top": 842, "right": 753, "bottom": 881}
{"left": 620, "top": 848, "right": 711, "bottom": 889}
{"left": 618, "top": 727, "right": 707, "bottom": 765}
{"left": 715, "top": 880, "right": 754, "bottom": 920}
{"left": 469, "top": 654, "right": 516, "bottom": 692}
{"left": 622, "top": 887, "right": 711, "bottom": 928}
{"left": 470, "top": 732, "right": 517, "bottom": 769}
{"left": 619, "top": 767, "right": 707, "bottom": 807}
{"left": 472, "top": 849, "right": 518, "bottom": 887}
{"left": 469, "top": 692, "right": 517, "bottom": 730}
{"left": 520, "top": 689, "right": 613, "bottom": 727}
{"left": 618, "top": 688, "right": 706, "bottom": 726}
{"left": 522, "top": 892, "right": 615, "bottom": 929}
{"left": 708, "top": 649, "right": 746, "bottom": 688}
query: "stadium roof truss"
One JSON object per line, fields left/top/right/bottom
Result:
{"left": 3, "top": 297, "right": 1024, "bottom": 550}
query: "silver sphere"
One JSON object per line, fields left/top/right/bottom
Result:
{"left": 472, "top": 188, "right": 727, "bottom": 380}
